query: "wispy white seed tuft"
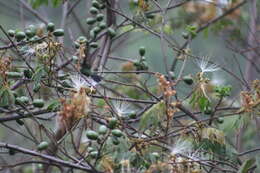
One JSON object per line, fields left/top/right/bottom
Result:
{"left": 70, "top": 75, "right": 97, "bottom": 91}
{"left": 196, "top": 56, "right": 220, "bottom": 73}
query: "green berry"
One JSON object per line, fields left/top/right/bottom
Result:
{"left": 107, "top": 27, "right": 116, "bottom": 38}
{"left": 86, "top": 130, "right": 99, "bottom": 140}
{"left": 93, "top": 26, "right": 101, "bottom": 34}
{"left": 89, "top": 30, "right": 96, "bottom": 39}
{"left": 129, "top": 112, "right": 136, "bottom": 119}
{"left": 86, "top": 17, "right": 96, "bottom": 25}
{"left": 111, "top": 129, "right": 123, "bottom": 137}
{"left": 99, "top": 3, "right": 106, "bottom": 9}
{"left": 33, "top": 99, "right": 45, "bottom": 108}
{"left": 16, "top": 119, "right": 24, "bottom": 126}
{"left": 89, "top": 151, "right": 98, "bottom": 158}
{"left": 98, "top": 125, "right": 108, "bottom": 134}
{"left": 87, "top": 147, "right": 95, "bottom": 152}
{"left": 90, "top": 42, "right": 99, "bottom": 48}
{"left": 169, "top": 71, "right": 176, "bottom": 80}
{"left": 29, "top": 35, "right": 41, "bottom": 43}
{"left": 98, "top": 22, "right": 106, "bottom": 30}
{"left": 182, "top": 32, "right": 189, "bottom": 39}
{"left": 96, "top": 13, "right": 104, "bottom": 21}
{"left": 77, "top": 36, "right": 87, "bottom": 44}
{"left": 53, "top": 29, "right": 64, "bottom": 37}
{"left": 112, "top": 137, "right": 120, "bottom": 145}
{"left": 183, "top": 75, "right": 193, "bottom": 85}
{"left": 107, "top": 117, "right": 117, "bottom": 129}
{"left": 217, "top": 117, "right": 224, "bottom": 124}
{"left": 204, "top": 107, "right": 212, "bottom": 115}
{"left": 33, "top": 83, "right": 41, "bottom": 93}
{"left": 15, "top": 96, "right": 29, "bottom": 105}
{"left": 139, "top": 46, "right": 146, "bottom": 56}
{"left": 47, "top": 22, "right": 55, "bottom": 32}
{"left": 151, "top": 152, "right": 160, "bottom": 159}
{"left": 37, "top": 141, "right": 49, "bottom": 151}
{"left": 27, "top": 25, "right": 36, "bottom": 36}
{"left": 8, "top": 29, "right": 15, "bottom": 37}
{"left": 23, "top": 69, "right": 33, "bottom": 79}
{"left": 15, "top": 31, "right": 26, "bottom": 41}
{"left": 25, "top": 29, "right": 35, "bottom": 38}
{"left": 89, "top": 7, "right": 99, "bottom": 15}
{"left": 92, "top": 0, "right": 100, "bottom": 9}
{"left": 146, "top": 13, "right": 155, "bottom": 19}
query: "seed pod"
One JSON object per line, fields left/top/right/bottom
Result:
{"left": 47, "top": 22, "right": 55, "bottom": 32}
{"left": 183, "top": 75, "right": 193, "bottom": 85}
{"left": 86, "top": 17, "right": 96, "bottom": 25}
{"left": 182, "top": 32, "right": 189, "bottom": 39}
{"left": 8, "top": 29, "right": 15, "bottom": 37}
{"left": 90, "top": 7, "right": 99, "bottom": 15}
{"left": 99, "top": 3, "right": 106, "bottom": 9}
{"left": 15, "top": 31, "right": 26, "bottom": 41}
{"left": 89, "top": 30, "right": 96, "bottom": 39}
{"left": 93, "top": 26, "right": 101, "bottom": 34}
{"left": 204, "top": 107, "right": 212, "bottom": 115}
{"left": 87, "top": 147, "right": 95, "bottom": 152}
{"left": 112, "top": 137, "right": 120, "bottom": 145}
{"left": 74, "top": 41, "right": 80, "bottom": 49}
{"left": 90, "top": 42, "right": 99, "bottom": 48}
{"left": 16, "top": 119, "right": 24, "bottom": 126}
{"left": 29, "top": 35, "right": 41, "bottom": 43}
{"left": 37, "top": 141, "right": 49, "bottom": 151}
{"left": 98, "top": 22, "right": 106, "bottom": 30}
{"left": 107, "top": 27, "right": 116, "bottom": 38}
{"left": 15, "top": 96, "right": 29, "bottom": 105}
{"left": 98, "top": 125, "right": 108, "bottom": 134}
{"left": 146, "top": 13, "right": 155, "bottom": 19}
{"left": 6, "top": 72, "right": 23, "bottom": 78}
{"left": 96, "top": 13, "right": 104, "bottom": 21}
{"left": 86, "top": 130, "right": 99, "bottom": 140}
{"left": 33, "top": 83, "right": 41, "bottom": 93}
{"left": 111, "top": 129, "right": 123, "bottom": 137}
{"left": 89, "top": 151, "right": 98, "bottom": 158}
{"left": 107, "top": 117, "right": 117, "bottom": 129}
{"left": 151, "top": 152, "right": 160, "bottom": 159}
{"left": 139, "top": 46, "right": 146, "bottom": 56}
{"left": 23, "top": 69, "right": 33, "bottom": 79}
{"left": 92, "top": 0, "right": 100, "bottom": 9}
{"left": 25, "top": 29, "right": 35, "bottom": 38}
{"left": 33, "top": 99, "right": 45, "bottom": 108}
{"left": 53, "top": 29, "right": 64, "bottom": 37}
{"left": 217, "top": 117, "right": 224, "bottom": 124}
{"left": 128, "top": 112, "right": 136, "bottom": 119}
{"left": 77, "top": 36, "right": 87, "bottom": 44}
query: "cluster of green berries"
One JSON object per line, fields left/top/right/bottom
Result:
{"left": 86, "top": 0, "right": 116, "bottom": 41}
{"left": 134, "top": 46, "right": 149, "bottom": 71}
{"left": 85, "top": 117, "right": 125, "bottom": 146}
{"left": 7, "top": 22, "right": 64, "bottom": 43}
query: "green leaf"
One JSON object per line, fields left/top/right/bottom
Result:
{"left": 139, "top": 101, "right": 166, "bottom": 130}
{"left": 198, "top": 96, "right": 210, "bottom": 112}
{"left": 51, "top": 0, "right": 62, "bottom": 7}
{"left": 29, "top": 0, "right": 48, "bottom": 9}
{"left": 0, "top": 87, "right": 15, "bottom": 107}
{"left": 163, "top": 23, "right": 173, "bottom": 35}
{"left": 32, "top": 66, "right": 45, "bottom": 90}
{"left": 238, "top": 158, "right": 256, "bottom": 173}
{"left": 47, "top": 100, "right": 60, "bottom": 111}
{"left": 214, "top": 85, "right": 232, "bottom": 97}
